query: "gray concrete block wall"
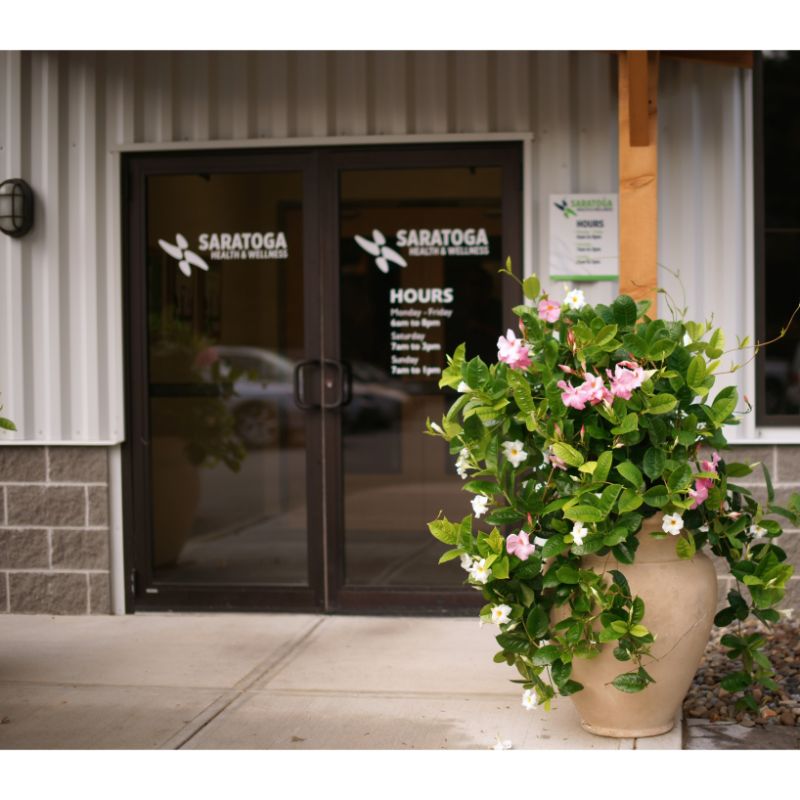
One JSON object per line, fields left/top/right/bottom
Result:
{"left": 0, "top": 447, "right": 110, "bottom": 615}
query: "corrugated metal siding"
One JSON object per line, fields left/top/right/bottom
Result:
{"left": 0, "top": 51, "right": 752, "bottom": 442}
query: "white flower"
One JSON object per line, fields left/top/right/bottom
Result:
{"left": 570, "top": 522, "right": 589, "bottom": 546}
{"left": 430, "top": 421, "right": 444, "bottom": 435}
{"left": 750, "top": 524, "right": 767, "bottom": 538}
{"left": 699, "top": 523, "right": 709, "bottom": 533}
{"left": 662, "top": 513, "right": 684, "bottom": 536}
{"left": 533, "top": 536, "right": 548, "bottom": 547}
{"left": 460, "top": 553, "right": 474, "bottom": 572}
{"left": 455, "top": 447, "right": 470, "bottom": 479}
{"left": 491, "top": 737, "right": 513, "bottom": 750}
{"left": 502, "top": 439, "right": 528, "bottom": 469}
{"left": 490, "top": 604, "right": 512, "bottom": 625}
{"left": 521, "top": 689, "right": 537, "bottom": 711}
{"left": 471, "top": 494, "right": 489, "bottom": 518}
{"left": 457, "top": 381, "right": 470, "bottom": 393}
{"left": 564, "top": 288, "right": 586, "bottom": 310}
{"left": 470, "top": 558, "right": 492, "bottom": 584}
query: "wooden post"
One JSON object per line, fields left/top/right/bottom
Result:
{"left": 618, "top": 51, "right": 659, "bottom": 314}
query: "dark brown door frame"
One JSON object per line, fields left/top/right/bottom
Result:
{"left": 123, "top": 149, "right": 325, "bottom": 612}
{"left": 122, "top": 142, "right": 523, "bottom": 614}
{"left": 318, "top": 142, "right": 524, "bottom": 614}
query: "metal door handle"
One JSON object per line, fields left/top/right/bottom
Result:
{"left": 321, "top": 359, "right": 352, "bottom": 409}
{"left": 293, "top": 360, "right": 318, "bottom": 410}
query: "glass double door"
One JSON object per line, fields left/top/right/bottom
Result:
{"left": 126, "top": 144, "right": 521, "bottom": 612}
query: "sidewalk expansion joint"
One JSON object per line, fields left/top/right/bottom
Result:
{"left": 159, "top": 616, "right": 327, "bottom": 750}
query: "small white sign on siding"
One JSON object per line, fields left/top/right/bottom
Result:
{"left": 549, "top": 194, "right": 619, "bottom": 282}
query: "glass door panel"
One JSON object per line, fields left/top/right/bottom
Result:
{"left": 144, "top": 170, "right": 308, "bottom": 586}
{"left": 338, "top": 164, "right": 508, "bottom": 589}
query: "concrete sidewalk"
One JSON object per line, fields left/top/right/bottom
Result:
{"left": 0, "top": 614, "right": 681, "bottom": 750}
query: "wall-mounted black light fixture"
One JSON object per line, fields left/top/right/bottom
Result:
{"left": 0, "top": 179, "right": 34, "bottom": 238}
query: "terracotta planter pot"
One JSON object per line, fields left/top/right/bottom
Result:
{"left": 564, "top": 516, "right": 717, "bottom": 738}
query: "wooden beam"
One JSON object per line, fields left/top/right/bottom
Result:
{"left": 618, "top": 51, "right": 659, "bottom": 313}
{"left": 627, "top": 51, "right": 650, "bottom": 146}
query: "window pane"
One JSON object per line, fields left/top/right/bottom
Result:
{"left": 760, "top": 51, "right": 800, "bottom": 418}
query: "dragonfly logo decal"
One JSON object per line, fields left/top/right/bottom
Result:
{"left": 354, "top": 229, "right": 408, "bottom": 274}
{"left": 554, "top": 199, "right": 577, "bottom": 219}
{"left": 158, "top": 233, "right": 210, "bottom": 277}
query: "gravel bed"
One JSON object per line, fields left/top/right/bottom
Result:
{"left": 683, "top": 618, "right": 800, "bottom": 728}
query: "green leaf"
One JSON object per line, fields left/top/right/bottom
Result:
{"left": 617, "top": 489, "right": 643, "bottom": 513}
{"left": 668, "top": 464, "right": 693, "bottom": 493}
{"left": 687, "top": 354, "right": 706, "bottom": 389}
{"left": 643, "top": 485, "right": 669, "bottom": 508}
{"left": 593, "top": 324, "right": 619, "bottom": 348}
{"left": 594, "top": 451, "right": 613, "bottom": 484}
{"left": 563, "top": 505, "right": 606, "bottom": 523}
{"left": 428, "top": 518, "right": 457, "bottom": 545}
{"left": 642, "top": 447, "right": 666, "bottom": 481}
{"left": 611, "top": 413, "right": 639, "bottom": 436}
{"left": 492, "top": 556, "right": 510, "bottom": 580}
{"left": 438, "top": 548, "right": 463, "bottom": 564}
{"left": 496, "top": 632, "right": 532, "bottom": 655}
{"left": 647, "top": 338, "right": 676, "bottom": 360}
{"left": 555, "top": 565, "right": 580, "bottom": 584}
{"left": 598, "top": 484, "right": 624, "bottom": 514}
{"left": 612, "top": 295, "right": 638, "bottom": 328}
{"left": 631, "top": 597, "right": 645, "bottom": 624}
{"left": 525, "top": 606, "right": 550, "bottom": 639}
{"left": 531, "top": 645, "right": 561, "bottom": 666}
{"left": 541, "top": 535, "right": 567, "bottom": 558}
{"left": 616, "top": 461, "right": 644, "bottom": 490}
{"left": 714, "top": 607, "right": 736, "bottom": 627}
{"left": 556, "top": 679, "right": 584, "bottom": 696}
{"left": 603, "top": 526, "right": 630, "bottom": 546}
{"left": 487, "top": 528, "right": 504, "bottom": 554}
{"left": 612, "top": 672, "right": 648, "bottom": 693}
{"left": 0, "top": 417, "right": 16, "bottom": 431}
{"left": 720, "top": 671, "right": 752, "bottom": 693}
{"left": 645, "top": 394, "right": 678, "bottom": 415}
{"left": 464, "top": 357, "right": 490, "bottom": 391}
{"left": 485, "top": 506, "right": 525, "bottom": 525}
{"left": 711, "top": 386, "right": 738, "bottom": 425}
{"left": 463, "top": 480, "right": 499, "bottom": 495}
{"left": 523, "top": 275, "right": 541, "bottom": 300}
{"left": 762, "top": 462, "right": 775, "bottom": 504}
{"left": 725, "top": 462, "right": 754, "bottom": 478}
{"left": 551, "top": 442, "right": 584, "bottom": 468}
{"left": 610, "top": 569, "right": 630, "bottom": 595}
{"left": 629, "top": 624, "right": 649, "bottom": 638}
{"left": 610, "top": 620, "right": 629, "bottom": 635}
{"left": 675, "top": 534, "right": 697, "bottom": 560}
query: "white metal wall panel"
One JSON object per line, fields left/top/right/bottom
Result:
{"left": 0, "top": 50, "right": 753, "bottom": 442}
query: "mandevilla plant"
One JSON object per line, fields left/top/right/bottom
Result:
{"left": 426, "top": 266, "right": 799, "bottom": 716}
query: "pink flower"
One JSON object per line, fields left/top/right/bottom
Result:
{"left": 538, "top": 299, "right": 561, "bottom": 323}
{"left": 690, "top": 451, "right": 721, "bottom": 509}
{"left": 579, "top": 374, "right": 608, "bottom": 405}
{"left": 606, "top": 361, "right": 646, "bottom": 400}
{"left": 497, "top": 329, "right": 532, "bottom": 371}
{"left": 506, "top": 531, "right": 536, "bottom": 561}
{"left": 557, "top": 380, "right": 588, "bottom": 410}
{"left": 688, "top": 482, "right": 709, "bottom": 508}
{"left": 701, "top": 452, "right": 721, "bottom": 473}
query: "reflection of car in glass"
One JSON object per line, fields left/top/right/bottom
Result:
{"left": 213, "top": 346, "right": 407, "bottom": 449}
